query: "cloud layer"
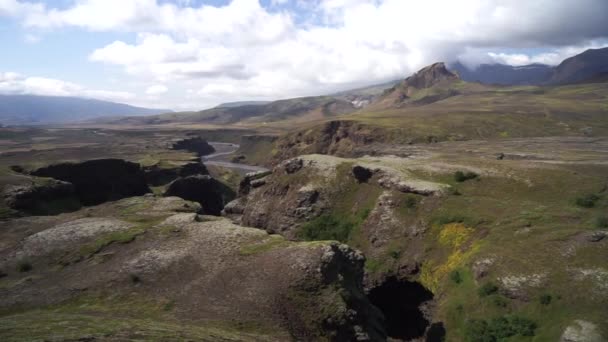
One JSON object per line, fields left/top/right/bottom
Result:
{"left": 1, "top": 0, "right": 608, "bottom": 109}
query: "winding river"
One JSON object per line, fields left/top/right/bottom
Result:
{"left": 202, "top": 142, "right": 269, "bottom": 174}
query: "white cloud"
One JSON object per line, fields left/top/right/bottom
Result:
{"left": 145, "top": 84, "right": 168, "bottom": 95}
{"left": 0, "top": 72, "right": 135, "bottom": 102}
{"left": 2, "top": 0, "right": 608, "bottom": 110}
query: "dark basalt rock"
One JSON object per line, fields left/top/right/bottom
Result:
{"left": 238, "top": 170, "right": 272, "bottom": 196}
{"left": 367, "top": 277, "right": 434, "bottom": 341}
{"left": 32, "top": 159, "right": 150, "bottom": 206}
{"left": 281, "top": 158, "right": 303, "bottom": 174}
{"left": 143, "top": 162, "right": 208, "bottom": 186}
{"left": 164, "top": 175, "right": 235, "bottom": 216}
{"left": 2, "top": 179, "right": 80, "bottom": 214}
{"left": 172, "top": 137, "right": 215, "bottom": 157}
{"left": 352, "top": 165, "right": 373, "bottom": 183}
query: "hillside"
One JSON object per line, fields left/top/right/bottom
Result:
{"left": 0, "top": 95, "right": 169, "bottom": 125}
{"left": 451, "top": 47, "right": 608, "bottom": 86}
{"left": 96, "top": 96, "right": 357, "bottom": 126}
{"left": 550, "top": 47, "right": 608, "bottom": 85}
{"left": 450, "top": 62, "right": 553, "bottom": 85}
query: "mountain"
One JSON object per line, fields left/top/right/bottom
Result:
{"left": 332, "top": 79, "right": 401, "bottom": 108}
{"left": 0, "top": 95, "right": 169, "bottom": 125}
{"left": 549, "top": 47, "right": 608, "bottom": 84}
{"left": 96, "top": 96, "right": 357, "bottom": 126}
{"left": 371, "top": 62, "right": 479, "bottom": 109}
{"left": 451, "top": 47, "right": 608, "bottom": 86}
{"left": 450, "top": 62, "right": 553, "bottom": 85}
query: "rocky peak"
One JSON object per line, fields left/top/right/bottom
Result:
{"left": 402, "top": 62, "right": 459, "bottom": 89}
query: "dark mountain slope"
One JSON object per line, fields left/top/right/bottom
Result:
{"left": 451, "top": 62, "right": 553, "bottom": 85}
{"left": 549, "top": 47, "right": 608, "bottom": 85}
{"left": 0, "top": 95, "right": 169, "bottom": 125}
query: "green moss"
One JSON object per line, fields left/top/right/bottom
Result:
{"left": 478, "top": 282, "right": 499, "bottom": 297}
{"left": 297, "top": 214, "right": 355, "bottom": 242}
{"left": 78, "top": 226, "right": 146, "bottom": 259}
{"left": 239, "top": 235, "right": 291, "bottom": 255}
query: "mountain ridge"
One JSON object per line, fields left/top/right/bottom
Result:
{"left": 0, "top": 94, "right": 169, "bottom": 125}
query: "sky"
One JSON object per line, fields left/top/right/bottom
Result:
{"left": 0, "top": 0, "right": 608, "bottom": 110}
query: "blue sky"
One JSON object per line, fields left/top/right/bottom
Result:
{"left": 1, "top": 0, "right": 607, "bottom": 110}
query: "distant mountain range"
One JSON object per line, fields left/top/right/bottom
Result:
{"left": 0, "top": 95, "right": 169, "bottom": 125}
{"left": 451, "top": 47, "right": 608, "bottom": 85}
{"left": 4, "top": 47, "right": 606, "bottom": 126}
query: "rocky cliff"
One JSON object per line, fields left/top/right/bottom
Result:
{"left": 0, "top": 195, "right": 385, "bottom": 341}
{"left": 31, "top": 159, "right": 151, "bottom": 206}
{"left": 171, "top": 136, "right": 216, "bottom": 157}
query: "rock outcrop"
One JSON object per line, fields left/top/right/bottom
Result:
{"left": 143, "top": 162, "right": 208, "bottom": 186}
{"left": 31, "top": 159, "right": 150, "bottom": 206}
{"left": 171, "top": 136, "right": 215, "bottom": 157}
{"left": 2, "top": 179, "right": 80, "bottom": 214}
{"left": 164, "top": 175, "right": 235, "bottom": 216}
{"left": 0, "top": 195, "right": 385, "bottom": 341}
{"left": 233, "top": 154, "right": 448, "bottom": 240}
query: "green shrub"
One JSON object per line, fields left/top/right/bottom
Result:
{"left": 539, "top": 293, "right": 552, "bottom": 305}
{"left": 17, "top": 260, "right": 32, "bottom": 273}
{"left": 404, "top": 196, "right": 417, "bottom": 208}
{"left": 464, "top": 316, "right": 537, "bottom": 342}
{"left": 454, "top": 171, "right": 479, "bottom": 183}
{"left": 595, "top": 216, "right": 608, "bottom": 229}
{"left": 297, "top": 214, "right": 354, "bottom": 242}
{"left": 575, "top": 194, "right": 600, "bottom": 208}
{"left": 478, "top": 282, "right": 499, "bottom": 297}
{"left": 450, "top": 270, "right": 463, "bottom": 284}
{"left": 388, "top": 249, "right": 401, "bottom": 260}
{"left": 492, "top": 295, "right": 508, "bottom": 308}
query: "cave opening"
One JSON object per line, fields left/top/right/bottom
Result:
{"left": 367, "top": 276, "right": 434, "bottom": 340}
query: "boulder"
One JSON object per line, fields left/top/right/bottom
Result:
{"left": 561, "top": 320, "right": 604, "bottom": 342}
{"left": 281, "top": 157, "right": 303, "bottom": 174}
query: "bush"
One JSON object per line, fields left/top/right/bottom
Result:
{"left": 478, "top": 282, "right": 499, "bottom": 297}
{"left": 492, "top": 296, "right": 508, "bottom": 308}
{"left": 297, "top": 214, "right": 354, "bottom": 242}
{"left": 404, "top": 196, "right": 417, "bottom": 208}
{"left": 464, "top": 316, "right": 537, "bottom": 342}
{"left": 450, "top": 270, "right": 463, "bottom": 284}
{"left": 454, "top": 171, "right": 479, "bottom": 183}
{"left": 539, "top": 293, "right": 552, "bottom": 305}
{"left": 595, "top": 216, "right": 608, "bottom": 229}
{"left": 575, "top": 194, "right": 600, "bottom": 208}
{"left": 17, "top": 260, "right": 32, "bottom": 273}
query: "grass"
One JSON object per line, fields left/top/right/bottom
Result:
{"left": 0, "top": 304, "right": 280, "bottom": 342}
{"left": 454, "top": 171, "right": 479, "bottom": 183}
{"left": 595, "top": 215, "right": 608, "bottom": 229}
{"left": 575, "top": 194, "right": 600, "bottom": 208}
{"left": 464, "top": 316, "right": 537, "bottom": 342}
{"left": 478, "top": 282, "right": 499, "bottom": 297}
{"left": 239, "top": 235, "right": 291, "bottom": 255}
{"left": 297, "top": 214, "right": 356, "bottom": 242}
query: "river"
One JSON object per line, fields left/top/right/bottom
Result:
{"left": 202, "top": 142, "right": 269, "bottom": 175}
